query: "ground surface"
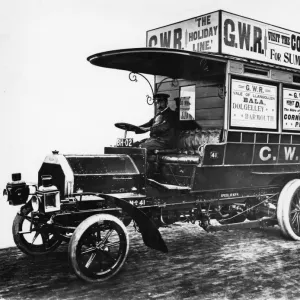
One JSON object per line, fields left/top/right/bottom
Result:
{"left": 1, "top": 222, "right": 300, "bottom": 300}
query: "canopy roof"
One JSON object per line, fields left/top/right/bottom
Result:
{"left": 87, "top": 48, "right": 227, "bottom": 80}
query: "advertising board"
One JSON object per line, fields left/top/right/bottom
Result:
{"left": 147, "top": 10, "right": 300, "bottom": 70}
{"left": 146, "top": 12, "right": 219, "bottom": 53}
{"left": 179, "top": 85, "right": 196, "bottom": 120}
{"left": 231, "top": 79, "right": 277, "bottom": 129}
{"left": 222, "top": 12, "right": 300, "bottom": 70}
{"left": 283, "top": 88, "right": 300, "bottom": 131}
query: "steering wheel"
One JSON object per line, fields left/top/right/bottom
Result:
{"left": 114, "top": 122, "right": 140, "bottom": 132}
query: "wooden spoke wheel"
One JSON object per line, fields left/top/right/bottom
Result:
{"left": 68, "top": 214, "right": 129, "bottom": 282}
{"left": 277, "top": 179, "right": 300, "bottom": 240}
{"left": 12, "top": 206, "right": 62, "bottom": 255}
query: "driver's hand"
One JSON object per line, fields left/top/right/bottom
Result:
{"left": 135, "top": 127, "right": 149, "bottom": 134}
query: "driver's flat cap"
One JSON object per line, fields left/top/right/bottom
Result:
{"left": 154, "top": 93, "right": 170, "bottom": 101}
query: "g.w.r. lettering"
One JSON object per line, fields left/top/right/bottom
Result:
{"left": 223, "top": 18, "right": 264, "bottom": 54}
{"left": 259, "top": 146, "right": 300, "bottom": 162}
{"left": 148, "top": 28, "right": 182, "bottom": 49}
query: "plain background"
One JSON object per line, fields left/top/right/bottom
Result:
{"left": 1, "top": 0, "right": 299, "bottom": 247}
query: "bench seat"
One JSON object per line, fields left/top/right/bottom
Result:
{"left": 146, "top": 128, "right": 223, "bottom": 165}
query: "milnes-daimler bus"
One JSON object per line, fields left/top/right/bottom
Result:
{"left": 4, "top": 10, "right": 300, "bottom": 282}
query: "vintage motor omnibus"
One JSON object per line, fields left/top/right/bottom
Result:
{"left": 4, "top": 10, "right": 300, "bottom": 282}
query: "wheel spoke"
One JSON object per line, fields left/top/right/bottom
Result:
{"left": 81, "top": 246, "right": 97, "bottom": 255}
{"left": 20, "top": 229, "right": 37, "bottom": 235}
{"left": 85, "top": 252, "right": 97, "bottom": 269}
{"left": 105, "top": 240, "right": 121, "bottom": 248}
{"left": 31, "top": 231, "right": 40, "bottom": 244}
{"left": 40, "top": 233, "right": 50, "bottom": 248}
{"left": 292, "top": 212, "right": 300, "bottom": 233}
{"left": 100, "top": 229, "right": 113, "bottom": 246}
{"left": 292, "top": 212, "right": 298, "bottom": 224}
{"left": 97, "top": 227, "right": 101, "bottom": 243}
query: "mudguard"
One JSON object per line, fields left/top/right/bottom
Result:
{"left": 19, "top": 201, "right": 33, "bottom": 215}
{"left": 99, "top": 194, "right": 168, "bottom": 253}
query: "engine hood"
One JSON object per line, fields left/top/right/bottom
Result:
{"left": 38, "top": 153, "right": 140, "bottom": 197}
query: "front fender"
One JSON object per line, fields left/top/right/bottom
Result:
{"left": 100, "top": 194, "right": 168, "bottom": 253}
{"left": 19, "top": 201, "right": 33, "bottom": 215}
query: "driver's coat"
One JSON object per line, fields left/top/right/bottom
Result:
{"left": 137, "top": 107, "right": 176, "bottom": 150}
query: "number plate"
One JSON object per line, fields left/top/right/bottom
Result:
{"left": 129, "top": 199, "right": 146, "bottom": 206}
{"left": 116, "top": 138, "right": 133, "bottom": 147}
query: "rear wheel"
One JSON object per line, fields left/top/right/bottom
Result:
{"left": 277, "top": 179, "right": 300, "bottom": 240}
{"left": 68, "top": 214, "right": 129, "bottom": 282}
{"left": 13, "top": 206, "right": 62, "bottom": 255}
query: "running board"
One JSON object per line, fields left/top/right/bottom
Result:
{"left": 206, "top": 217, "right": 278, "bottom": 232}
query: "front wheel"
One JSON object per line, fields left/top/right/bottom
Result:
{"left": 277, "top": 179, "right": 300, "bottom": 240}
{"left": 12, "top": 206, "right": 62, "bottom": 255}
{"left": 68, "top": 213, "right": 129, "bottom": 282}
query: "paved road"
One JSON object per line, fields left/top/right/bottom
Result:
{"left": 1, "top": 222, "right": 300, "bottom": 300}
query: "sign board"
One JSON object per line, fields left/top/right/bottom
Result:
{"left": 146, "top": 10, "right": 300, "bottom": 70}
{"left": 179, "top": 85, "right": 196, "bottom": 120}
{"left": 147, "top": 12, "right": 219, "bottom": 53}
{"left": 283, "top": 88, "right": 300, "bottom": 131}
{"left": 230, "top": 79, "right": 277, "bottom": 129}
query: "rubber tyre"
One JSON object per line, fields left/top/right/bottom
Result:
{"left": 277, "top": 179, "right": 300, "bottom": 240}
{"left": 68, "top": 213, "right": 129, "bottom": 282}
{"left": 12, "top": 206, "right": 62, "bottom": 255}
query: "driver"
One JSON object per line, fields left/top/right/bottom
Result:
{"left": 133, "top": 93, "right": 176, "bottom": 151}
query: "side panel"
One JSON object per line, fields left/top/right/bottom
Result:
{"left": 73, "top": 174, "right": 140, "bottom": 194}
{"left": 104, "top": 147, "right": 146, "bottom": 192}
{"left": 224, "top": 142, "right": 300, "bottom": 165}
{"left": 192, "top": 165, "right": 300, "bottom": 191}
{"left": 152, "top": 163, "right": 196, "bottom": 187}
{"left": 65, "top": 154, "right": 142, "bottom": 194}
{"left": 66, "top": 155, "right": 138, "bottom": 174}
